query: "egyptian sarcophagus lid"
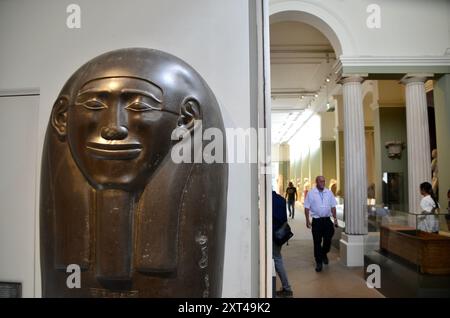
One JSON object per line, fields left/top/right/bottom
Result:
{"left": 40, "top": 48, "right": 228, "bottom": 297}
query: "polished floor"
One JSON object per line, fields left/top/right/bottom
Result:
{"left": 277, "top": 202, "right": 383, "bottom": 298}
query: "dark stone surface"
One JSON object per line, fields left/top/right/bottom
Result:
{"left": 365, "top": 251, "right": 450, "bottom": 298}
{"left": 40, "top": 48, "right": 228, "bottom": 297}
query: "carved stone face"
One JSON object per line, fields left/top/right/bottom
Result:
{"left": 66, "top": 77, "right": 179, "bottom": 191}
{"left": 42, "top": 49, "right": 227, "bottom": 297}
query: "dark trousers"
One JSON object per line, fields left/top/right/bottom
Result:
{"left": 311, "top": 217, "right": 335, "bottom": 264}
{"left": 287, "top": 200, "right": 295, "bottom": 218}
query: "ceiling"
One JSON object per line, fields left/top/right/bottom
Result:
{"left": 270, "top": 21, "right": 336, "bottom": 143}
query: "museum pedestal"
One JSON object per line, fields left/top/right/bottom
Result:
{"left": 365, "top": 251, "right": 450, "bottom": 297}
{"left": 340, "top": 233, "right": 365, "bottom": 267}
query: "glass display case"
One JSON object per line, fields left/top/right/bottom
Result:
{"left": 380, "top": 211, "right": 450, "bottom": 274}
{"left": 364, "top": 207, "right": 450, "bottom": 297}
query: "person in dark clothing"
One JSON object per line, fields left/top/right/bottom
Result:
{"left": 285, "top": 182, "right": 298, "bottom": 219}
{"left": 272, "top": 191, "right": 293, "bottom": 297}
{"left": 446, "top": 189, "right": 450, "bottom": 224}
{"left": 447, "top": 189, "right": 450, "bottom": 212}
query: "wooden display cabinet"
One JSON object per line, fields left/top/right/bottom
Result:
{"left": 380, "top": 225, "right": 450, "bottom": 275}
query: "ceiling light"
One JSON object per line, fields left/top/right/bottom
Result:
{"left": 326, "top": 77, "right": 330, "bottom": 82}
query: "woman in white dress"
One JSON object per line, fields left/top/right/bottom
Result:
{"left": 418, "top": 182, "right": 440, "bottom": 233}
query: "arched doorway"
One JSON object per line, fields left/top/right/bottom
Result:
{"left": 268, "top": 3, "right": 382, "bottom": 298}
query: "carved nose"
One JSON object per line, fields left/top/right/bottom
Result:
{"left": 101, "top": 125, "right": 128, "bottom": 140}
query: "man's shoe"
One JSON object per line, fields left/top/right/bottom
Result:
{"left": 323, "top": 255, "right": 329, "bottom": 265}
{"left": 276, "top": 289, "right": 293, "bottom": 298}
{"left": 315, "top": 263, "right": 323, "bottom": 272}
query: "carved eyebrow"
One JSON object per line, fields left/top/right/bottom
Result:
{"left": 77, "top": 88, "right": 112, "bottom": 97}
{"left": 120, "top": 88, "right": 162, "bottom": 104}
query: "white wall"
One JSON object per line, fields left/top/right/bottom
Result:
{"left": 0, "top": 0, "right": 257, "bottom": 297}
{"left": 288, "top": 114, "right": 321, "bottom": 182}
{"left": 320, "top": 112, "right": 335, "bottom": 141}
{"left": 270, "top": 0, "right": 450, "bottom": 57}
{"left": 0, "top": 95, "right": 39, "bottom": 298}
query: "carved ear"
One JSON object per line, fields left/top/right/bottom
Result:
{"left": 173, "top": 98, "right": 201, "bottom": 140}
{"left": 51, "top": 96, "right": 69, "bottom": 139}
{"left": 178, "top": 98, "right": 201, "bottom": 130}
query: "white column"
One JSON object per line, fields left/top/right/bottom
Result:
{"left": 401, "top": 75, "right": 432, "bottom": 216}
{"left": 339, "top": 76, "right": 368, "bottom": 267}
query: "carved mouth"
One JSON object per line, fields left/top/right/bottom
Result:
{"left": 86, "top": 141, "right": 143, "bottom": 160}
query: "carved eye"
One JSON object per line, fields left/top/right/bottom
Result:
{"left": 125, "top": 101, "right": 160, "bottom": 112}
{"left": 81, "top": 99, "right": 108, "bottom": 110}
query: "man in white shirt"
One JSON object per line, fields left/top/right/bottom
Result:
{"left": 304, "top": 176, "right": 338, "bottom": 272}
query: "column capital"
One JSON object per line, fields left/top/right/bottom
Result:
{"left": 400, "top": 73, "right": 434, "bottom": 85}
{"left": 338, "top": 74, "right": 367, "bottom": 85}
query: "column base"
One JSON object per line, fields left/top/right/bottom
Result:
{"left": 339, "top": 233, "right": 365, "bottom": 267}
